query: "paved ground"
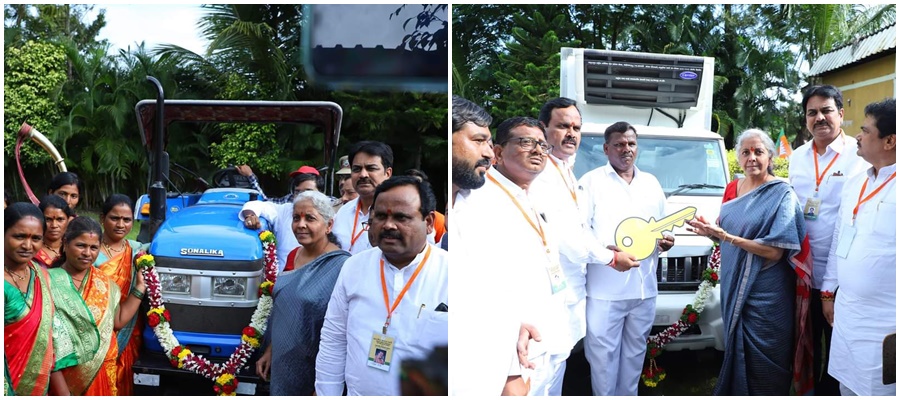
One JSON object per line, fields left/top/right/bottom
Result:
{"left": 562, "top": 344, "right": 722, "bottom": 396}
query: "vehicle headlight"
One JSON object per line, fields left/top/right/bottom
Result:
{"left": 213, "top": 277, "right": 246, "bottom": 297}
{"left": 160, "top": 273, "right": 191, "bottom": 294}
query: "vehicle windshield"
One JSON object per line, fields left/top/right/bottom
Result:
{"left": 573, "top": 135, "right": 728, "bottom": 196}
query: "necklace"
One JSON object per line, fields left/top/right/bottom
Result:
{"left": 4, "top": 267, "right": 28, "bottom": 293}
{"left": 43, "top": 242, "right": 60, "bottom": 258}
{"left": 63, "top": 266, "right": 87, "bottom": 289}
{"left": 5, "top": 268, "right": 26, "bottom": 281}
{"left": 103, "top": 240, "right": 127, "bottom": 254}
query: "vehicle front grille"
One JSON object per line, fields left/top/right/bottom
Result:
{"left": 657, "top": 255, "right": 708, "bottom": 291}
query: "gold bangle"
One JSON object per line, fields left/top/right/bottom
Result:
{"left": 723, "top": 232, "right": 736, "bottom": 244}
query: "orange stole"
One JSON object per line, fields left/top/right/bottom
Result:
{"left": 98, "top": 241, "right": 142, "bottom": 396}
{"left": 60, "top": 268, "right": 119, "bottom": 396}
{"left": 82, "top": 341, "right": 117, "bottom": 396}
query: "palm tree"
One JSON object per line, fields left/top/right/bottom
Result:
{"left": 780, "top": 4, "right": 896, "bottom": 71}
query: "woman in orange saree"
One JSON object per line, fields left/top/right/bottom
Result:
{"left": 33, "top": 195, "right": 74, "bottom": 268}
{"left": 48, "top": 216, "right": 146, "bottom": 395}
{"left": 4, "top": 203, "right": 72, "bottom": 395}
{"left": 94, "top": 194, "right": 149, "bottom": 395}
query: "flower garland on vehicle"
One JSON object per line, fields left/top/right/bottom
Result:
{"left": 137, "top": 230, "right": 278, "bottom": 396}
{"left": 641, "top": 243, "right": 720, "bottom": 388}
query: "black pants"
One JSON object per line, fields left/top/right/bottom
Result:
{"left": 810, "top": 288, "right": 840, "bottom": 396}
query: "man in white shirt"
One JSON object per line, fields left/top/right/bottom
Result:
{"left": 822, "top": 98, "right": 895, "bottom": 396}
{"left": 579, "top": 122, "right": 674, "bottom": 396}
{"left": 332, "top": 140, "right": 393, "bottom": 254}
{"left": 239, "top": 169, "right": 321, "bottom": 270}
{"left": 449, "top": 99, "right": 542, "bottom": 396}
{"left": 530, "top": 98, "right": 639, "bottom": 395}
{"left": 453, "top": 116, "right": 572, "bottom": 395}
{"left": 315, "top": 176, "right": 448, "bottom": 396}
{"left": 788, "top": 84, "right": 868, "bottom": 395}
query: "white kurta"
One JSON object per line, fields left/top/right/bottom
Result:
{"left": 578, "top": 164, "right": 665, "bottom": 300}
{"left": 240, "top": 200, "right": 299, "bottom": 272}
{"left": 532, "top": 153, "right": 616, "bottom": 346}
{"left": 448, "top": 185, "right": 521, "bottom": 396}
{"left": 788, "top": 133, "right": 869, "bottom": 288}
{"left": 452, "top": 168, "right": 571, "bottom": 390}
{"left": 824, "top": 164, "right": 896, "bottom": 396}
{"left": 578, "top": 164, "right": 666, "bottom": 396}
{"left": 315, "top": 244, "right": 449, "bottom": 396}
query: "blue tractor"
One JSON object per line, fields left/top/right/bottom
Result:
{"left": 131, "top": 77, "right": 342, "bottom": 395}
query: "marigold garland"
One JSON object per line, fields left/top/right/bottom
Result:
{"left": 138, "top": 230, "right": 278, "bottom": 395}
{"left": 641, "top": 243, "right": 720, "bottom": 388}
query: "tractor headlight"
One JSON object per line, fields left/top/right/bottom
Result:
{"left": 213, "top": 277, "right": 246, "bottom": 297}
{"left": 159, "top": 273, "right": 191, "bottom": 294}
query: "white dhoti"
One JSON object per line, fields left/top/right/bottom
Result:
{"left": 584, "top": 296, "right": 656, "bottom": 396}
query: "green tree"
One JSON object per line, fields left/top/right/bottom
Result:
{"left": 3, "top": 40, "right": 68, "bottom": 196}
{"left": 490, "top": 8, "right": 581, "bottom": 123}
{"left": 453, "top": 4, "right": 814, "bottom": 149}
{"left": 4, "top": 4, "right": 107, "bottom": 50}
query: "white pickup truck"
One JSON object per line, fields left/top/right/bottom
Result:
{"left": 561, "top": 48, "right": 728, "bottom": 351}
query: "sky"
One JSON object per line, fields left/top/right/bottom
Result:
{"left": 88, "top": 4, "right": 207, "bottom": 55}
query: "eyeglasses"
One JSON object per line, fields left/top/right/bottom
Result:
{"left": 501, "top": 137, "right": 551, "bottom": 153}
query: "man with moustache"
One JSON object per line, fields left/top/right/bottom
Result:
{"left": 316, "top": 176, "right": 448, "bottom": 396}
{"left": 450, "top": 98, "right": 545, "bottom": 396}
{"left": 450, "top": 95, "right": 494, "bottom": 207}
{"left": 453, "top": 116, "right": 570, "bottom": 395}
{"left": 578, "top": 122, "right": 673, "bottom": 396}
{"left": 822, "top": 98, "right": 895, "bottom": 396}
{"left": 530, "top": 98, "right": 640, "bottom": 395}
{"left": 332, "top": 141, "right": 394, "bottom": 254}
{"left": 788, "top": 85, "right": 868, "bottom": 395}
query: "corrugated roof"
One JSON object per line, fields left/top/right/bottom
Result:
{"left": 809, "top": 24, "right": 896, "bottom": 76}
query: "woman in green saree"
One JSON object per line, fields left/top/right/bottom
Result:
{"left": 4, "top": 202, "right": 72, "bottom": 395}
{"left": 48, "top": 216, "right": 146, "bottom": 395}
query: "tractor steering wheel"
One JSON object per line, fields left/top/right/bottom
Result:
{"left": 210, "top": 167, "right": 253, "bottom": 189}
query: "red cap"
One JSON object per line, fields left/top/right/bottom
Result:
{"left": 289, "top": 166, "right": 320, "bottom": 177}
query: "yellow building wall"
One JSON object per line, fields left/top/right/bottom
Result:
{"left": 821, "top": 53, "right": 896, "bottom": 135}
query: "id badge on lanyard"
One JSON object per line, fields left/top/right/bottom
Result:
{"left": 547, "top": 260, "right": 568, "bottom": 295}
{"left": 367, "top": 332, "right": 395, "bottom": 372}
{"left": 803, "top": 192, "right": 822, "bottom": 220}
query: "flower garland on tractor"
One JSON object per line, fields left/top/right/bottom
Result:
{"left": 137, "top": 231, "right": 278, "bottom": 396}
{"left": 641, "top": 243, "right": 721, "bottom": 388}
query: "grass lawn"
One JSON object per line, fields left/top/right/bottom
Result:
{"left": 78, "top": 210, "right": 142, "bottom": 242}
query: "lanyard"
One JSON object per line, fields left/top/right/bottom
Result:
{"left": 812, "top": 139, "right": 841, "bottom": 192}
{"left": 852, "top": 171, "right": 896, "bottom": 223}
{"left": 549, "top": 157, "right": 577, "bottom": 205}
{"left": 350, "top": 201, "right": 366, "bottom": 248}
{"left": 487, "top": 173, "right": 548, "bottom": 252}
{"left": 380, "top": 245, "right": 432, "bottom": 334}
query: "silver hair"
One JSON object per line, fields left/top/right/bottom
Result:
{"left": 735, "top": 128, "right": 776, "bottom": 176}
{"left": 293, "top": 190, "right": 335, "bottom": 222}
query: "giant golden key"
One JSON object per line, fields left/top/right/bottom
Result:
{"left": 614, "top": 206, "right": 697, "bottom": 261}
